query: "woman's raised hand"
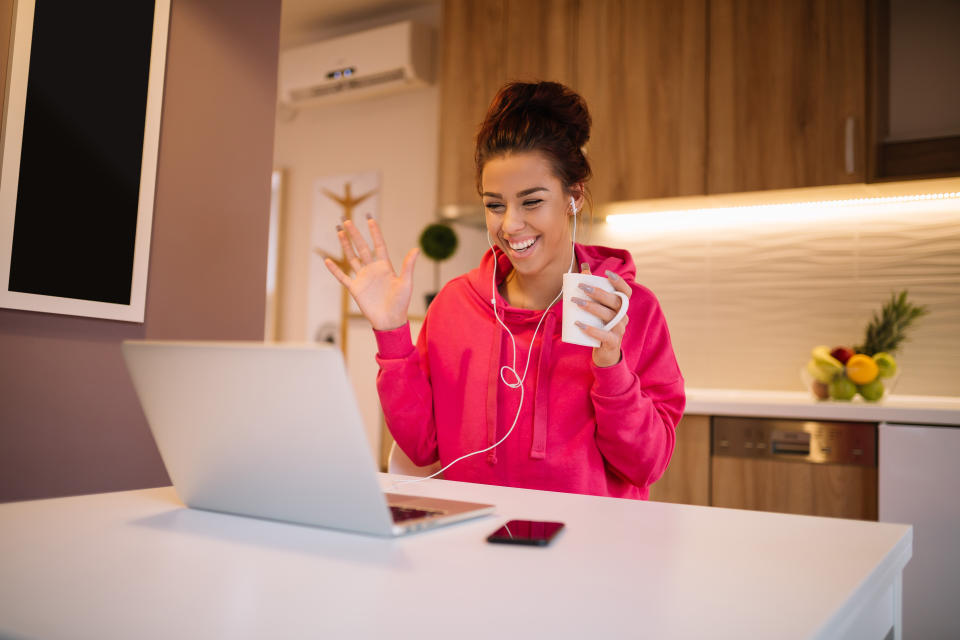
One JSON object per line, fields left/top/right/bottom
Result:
{"left": 324, "top": 215, "right": 419, "bottom": 331}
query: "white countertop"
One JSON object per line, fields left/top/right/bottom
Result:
{"left": 0, "top": 477, "right": 912, "bottom": 640}
{"left": 686, "top": 388, "right": 960, "bottom": 425}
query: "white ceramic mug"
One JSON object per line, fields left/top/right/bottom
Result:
{"left": 561, "top": 272, "right": 630, "bottom": 348}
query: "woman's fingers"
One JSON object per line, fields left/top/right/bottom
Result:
{"left": 367, "top": 215, "right": 391, "bottom": 263}
{"left": 577, "top": 284, "right": 621, "bottom": 314}
{"left": 323, "top": 257, "right": 352, "bottom": 289}
{"left": 576, "top": 322, "right": 621, "bottom": 352}
{"left": 336, "top": 224, "right": 363, "bottom": 273}
{"left": 605, "top": 269, "right": 632, "bottom": 298}
{"left": 576, "top": 315, "right": 629, "bottom": 368}
{"left": 343, "top": 219, "right": 374, "bottom": 265}
{"left": 571, "top": 296, "right": 616, "bottom": 323}
{"left": 580, "top": 262, "right": 591, "bottom": 275}
{"left": 576, "top": 315, "right": 628, "bottom": 341}
{"left": 576, "top": 270, "right": 632, "bottom": 317}
{"left": 400, "top": 247, "right": 419, "bottom": 283}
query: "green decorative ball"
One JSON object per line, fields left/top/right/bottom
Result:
{"left": 419, "top": 223, "right": 458, "bottom": 262}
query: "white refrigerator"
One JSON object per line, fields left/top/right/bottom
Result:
{"left": 879, "top": 422, "right": 960, "bottom": 640}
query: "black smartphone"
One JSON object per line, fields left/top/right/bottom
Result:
{"left": 486, "top": 520, "right": 565, "bottom": 546}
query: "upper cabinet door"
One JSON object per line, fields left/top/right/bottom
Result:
{"left": 437, "top": 0, "right": 577, "bottom": 211}
{"left": 577, "top": 0, "right": 708, "bottom": 204}
{"left": 437, "top": 0, "right": 507, "bottom": 210}
{"left": 708, "top": 0, "right": 867, "bottom": 193}
{"left": 502, "top": 0, "right": 577, "bottom": 85}
{"left": 438, "top": 0, "right": 706, "bottom": 211}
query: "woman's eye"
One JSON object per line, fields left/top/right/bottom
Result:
{"left": 485, "top": 202, "right": 504, "bottom": 213}
{"left": 523, "top": 199, "right": 543, "bottom": 207}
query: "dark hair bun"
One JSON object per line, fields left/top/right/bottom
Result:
{"left": 475, "top": 81, "right": 592, "bottom": 193}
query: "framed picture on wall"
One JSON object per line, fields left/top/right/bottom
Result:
{"left": 0, "top": 0, "right": 171, "bottom": 322}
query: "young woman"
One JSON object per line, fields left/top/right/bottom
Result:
{"left": 325, "top": 81, "right": 684, "bottom": 499}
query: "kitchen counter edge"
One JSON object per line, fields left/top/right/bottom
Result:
{"left": 685, "top": 389, "right": 960, "bottom": 426}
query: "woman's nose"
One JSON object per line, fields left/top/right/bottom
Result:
{"left": 502, "top": 205, "right": 524, "bottom": 232}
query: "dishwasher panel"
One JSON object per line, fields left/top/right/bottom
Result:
{"left": 711, "top": 417, "right": 878, "bottom": 520}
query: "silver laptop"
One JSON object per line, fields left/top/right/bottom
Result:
{"left": 121, "top": 340, "right": 494, "bottom": 537}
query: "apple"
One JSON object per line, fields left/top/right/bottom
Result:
{"left": 828, "top": 376, "right": 857, "bottom": 401}
{"left": 873, "top": 352, "right": 897, "bottom": 378}
{"left": 858, "top": 378, "right": 885, "bottom": 402}
{"left": 830, "top": 346, "right": 855, "bottom": 364}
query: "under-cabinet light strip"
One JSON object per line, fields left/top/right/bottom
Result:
{"left": 605, "top": 191, "right": 960, "bottom": 234}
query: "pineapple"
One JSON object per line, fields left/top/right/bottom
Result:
{"left": 855, "top": 290, "right": 929, "bottom": 355}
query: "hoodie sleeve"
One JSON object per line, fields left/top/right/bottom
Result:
{"left": 589, "top": 286, "right": 685, "bottom": 491}
{"left": 374, "top": 321, "right": 440, "bottom": 467}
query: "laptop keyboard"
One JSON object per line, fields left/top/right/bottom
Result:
{"left": 390, "top": 505, "right": 444, "bottom": 523}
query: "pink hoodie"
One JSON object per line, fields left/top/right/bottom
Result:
{"left": 374, "top": 244, "right": 685, "bottom": 499}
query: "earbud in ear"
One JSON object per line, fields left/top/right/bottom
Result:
{"left": 570, "top": 196, "right": 577, "bottom": 215}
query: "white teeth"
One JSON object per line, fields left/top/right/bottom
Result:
{"left": 508, "top": 237, "right": 536, "bottom": 251}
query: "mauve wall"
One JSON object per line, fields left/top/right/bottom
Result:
{"left": 0, "top": 0, "right": 281, "bottom": 502}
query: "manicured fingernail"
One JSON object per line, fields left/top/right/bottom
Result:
{"left": 366, "top": 212, "right": 373, "bottom": 220}
{"left": 575, "top": 321, "right": 586, "bottom": 328}
{"left": 579, "top": 283, "right": 594, "bottom": 293}
{"left": 336, "top": 224, "right": 343, "bottom": 232}
{"left": 340, "top": 215, "right": 347, "bottom": 222}
{"left": 580, "top": 262, "right": 589, "bottom": 271}
{"left": 572, "top": 297, "right": 586, "bottom": 306}
{"left": 605, "top": 270, "right": 619, "bottom": 280}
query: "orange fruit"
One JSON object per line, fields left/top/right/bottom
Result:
{"left": 846, "top": 354, "right": 879, "bottom": 385}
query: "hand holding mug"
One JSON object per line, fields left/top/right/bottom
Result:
{"left": 562, "top": 264, "right": 632, "bottom": 367}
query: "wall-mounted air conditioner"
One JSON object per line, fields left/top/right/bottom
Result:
{"left": 279, "top": 21, "right": 433, "bottom": 107}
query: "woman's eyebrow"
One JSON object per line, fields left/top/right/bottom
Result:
{"left": 481, "top": 187, "right": 549, "bottom": 198}
{"left": 516, "top": 187, "right": 548, "bottom": 197}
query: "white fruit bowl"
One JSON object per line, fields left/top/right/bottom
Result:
{"left": 799, "top": 366, "right": 899, "bottom": 403}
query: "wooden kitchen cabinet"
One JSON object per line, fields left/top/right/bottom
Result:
{"left": 437, "top": 0, "right": 577, "bottom": 209}
{"left": 438, "top": 0, "right": 706, "bottom": 210}
{"left": 649, "top": 414, "right": 711, "bottom": 506}
{"left": 439, "top": 0, "right": 873, "bottom": 207}
{"left": 708, "top": 0, "right": 867, "bottom": 192}
{"left": 575, "top": 0, "right": 707, "bottom": 204}
{"left": 501, "top": 0, "right": 577, "bottom": 85}
{"left": 437, "top": 0, "right": 506, "bottom": 210}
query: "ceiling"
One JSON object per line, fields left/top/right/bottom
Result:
{"left": 280, "top": 0, "right": 438, "bottom": 47}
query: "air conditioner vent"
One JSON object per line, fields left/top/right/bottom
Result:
{"left": 280, "top": 21, "right": 433, "bottom": 107}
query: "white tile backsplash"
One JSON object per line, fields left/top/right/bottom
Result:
{"left": 596, "top": 199, "right": 960, "bottom": 396}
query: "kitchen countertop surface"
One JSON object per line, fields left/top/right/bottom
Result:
{"left": 686, "top": 388, "right": 960, "bottom": 426}
{"left": 0, "top": 478, "right": 913, "bottom": 639}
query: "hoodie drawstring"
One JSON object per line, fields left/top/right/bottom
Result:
{"left": 485, "top": 311, "right": 503, "bottom": 464}
{"left": 529, "top": 311, "right": 556, "bottom": 459}
{"left": 485, "top": 307, "right": 557, "bottom": 464}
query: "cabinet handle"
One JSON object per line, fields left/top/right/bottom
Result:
{"left": 845, "top": 116, "right": 856, "bottom": 175}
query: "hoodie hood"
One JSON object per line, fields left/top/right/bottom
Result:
{"left": 463, "top": 244, "right": 638, "bottom": 464}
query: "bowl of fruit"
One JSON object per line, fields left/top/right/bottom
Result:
{"left": 801, "top": 290, "right": 927, "bottom": 403}
{"left": 802, "top": 347, "right": 899, "bottom": 402}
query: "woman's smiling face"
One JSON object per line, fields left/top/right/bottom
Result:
{"left": 481, "top": 151, "right": 577, "bottom": 279}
